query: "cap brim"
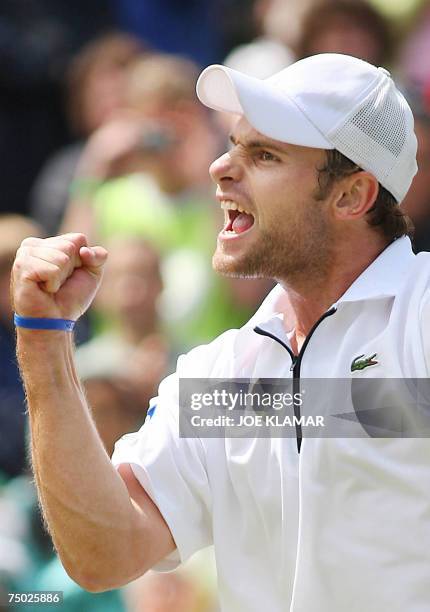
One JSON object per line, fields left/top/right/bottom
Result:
{"left": 196, "top": 64, "right": 333, "bottom": 149}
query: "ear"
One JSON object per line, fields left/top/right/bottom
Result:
{"left": 333, "top": 171, "right": 379, "bottom": 220}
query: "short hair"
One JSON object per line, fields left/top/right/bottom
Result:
{"left": 67, "top": 32, "right": 143, "bottom": 135}
{"left": 296, "top": 0, "right": 393, "bottom": 66}
{"left": 125, "top": 53, "right": 200, "bottom": 111}
{"left": 316, "top": 150, "right": 414, "bottom": 241}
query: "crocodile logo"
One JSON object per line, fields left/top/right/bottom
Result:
{"left": 351, "top": 353, "right": 378, "bottom": 372}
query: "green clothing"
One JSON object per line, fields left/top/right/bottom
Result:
{"left": 93, "top": 174, "right": 250, "bottom": 350}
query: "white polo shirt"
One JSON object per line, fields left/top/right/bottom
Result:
{"left": 112, "top": 236, "right": 430, "bottom": 612}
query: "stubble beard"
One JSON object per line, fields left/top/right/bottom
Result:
{"left": 213, "top": 204, "right": 333, "bottom": 285}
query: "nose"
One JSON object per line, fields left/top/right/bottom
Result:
{"left": 209, "top": 150, "right": 242, "bottom": 186}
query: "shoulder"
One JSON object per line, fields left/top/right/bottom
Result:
{"left": 175, "top": 328, "right": 241, "bottom": 378}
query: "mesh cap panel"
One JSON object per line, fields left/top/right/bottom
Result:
{"left": 330, "top": 79, "right": 412, "bottom": 202}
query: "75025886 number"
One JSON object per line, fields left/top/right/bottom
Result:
{"left": 8, "top": 591, "right": 63, "bottom": 605}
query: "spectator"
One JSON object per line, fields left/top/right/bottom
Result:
{"left": 260, "top": 0, "right": 319, "bottom": 52}
{"left": 111, "top": 0, "right": 223, "bottom": 66}
{"left": 31, "top": 32, "right": 143, "bottom": 235}
{"left": 126, "top": 551, "right": 219, "bottom": 612}
{"left": 63, "top": 53, "right": 271, "bottom": 351}
{"left": 224, "top": 0, "right": 294, "bottom": 79}
{"left": 296, "top": 0, "right": 393, "bottom": 67}
{"left": 0, "top": 0, "right": 114, "bottom": 216}
{"left": 399, "top": 2, "right": 430, "bottom": 93}
{"left": 76, "top": 238, "right": 169, "bottom": 400}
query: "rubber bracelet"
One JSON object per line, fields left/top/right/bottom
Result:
{"left": 14, "top": 313, "right": 76, "bottom": 332}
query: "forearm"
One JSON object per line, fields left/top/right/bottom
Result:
{"left": 17, "top": 330, "right": 149, "bottom": 590}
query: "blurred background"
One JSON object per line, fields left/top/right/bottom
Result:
{"left": 1, "top": 0, "right": 430, "bottom": 609}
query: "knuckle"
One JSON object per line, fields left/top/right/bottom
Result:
{"left": 64, "top": 232, "right": 87, "bottom": 244}
{"left": 13, "top": 252, "right": 29, "bottom": 273}
{"left": 21, "top": 268, "right": 36, "bottom": 283}
{"left": 75, "top": 232, "right": 87, "bottom": 244}
{"left": 45, "top": 267, "right": 61, "bottom": 281}
{"left": 15, "top": 245, "right": 29, "bottom": 257}
{"left": 21, "top": 236, "right": 41, "bottom": 248}
{"left": 12, "top": 252, "right": 23, "bottom": 266}
{"left": 60, "top": 241, "right": 76, "bottom": 258}
{"left": 11, "top": 261, "right": 22, "bottom": 279}
{"left": 56, "top": 252, "right": 70, "bottom": 268}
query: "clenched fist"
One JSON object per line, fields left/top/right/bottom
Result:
{"left": 11, "top": 233, "right": 108, "bottom": 321}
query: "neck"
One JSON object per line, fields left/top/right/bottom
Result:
{"left": 279, "top": 233, "right": 390, "bottom": 353}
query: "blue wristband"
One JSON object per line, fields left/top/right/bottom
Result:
{"left": 14, "top": 313, "right": 76, "bottom": 332}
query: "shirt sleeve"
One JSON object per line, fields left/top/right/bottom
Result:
{"left": 111, "top": 363, "right": 213, "bottom": 572}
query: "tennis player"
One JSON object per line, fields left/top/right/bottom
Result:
{"left": 12, "top": 54, "right": 430, "bottom": 611}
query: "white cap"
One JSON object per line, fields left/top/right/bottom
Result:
{"left": 196, "top": 53, "right": 418, "bottom": 203}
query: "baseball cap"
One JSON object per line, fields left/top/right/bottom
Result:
{"left": 196, "top": 53, "right": 418, "bottom": 203}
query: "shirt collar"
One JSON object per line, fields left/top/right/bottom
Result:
{"left": 333, "top": 236, "right": 415, "bottom": 306}
{"left": 247, "top": 236, "right": 415, "bottom": 329}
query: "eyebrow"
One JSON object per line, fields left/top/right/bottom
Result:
{"left": 229, "top": 134, "right": 288, "bottom": 155}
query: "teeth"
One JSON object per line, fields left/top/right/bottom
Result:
{"left": 220, "top": 200, "right": 251, "bottom": 214}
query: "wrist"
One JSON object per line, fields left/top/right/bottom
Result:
{"left": 16, "top": 329, "right": 81, "bottom": 402}
{"left": 16, "top": 327, "right": 74, "bottom": 362}
{"left": 16, "top": 326, "right": 73, "bottom": 342}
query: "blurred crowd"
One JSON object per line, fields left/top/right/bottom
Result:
{"left": 1, "top": 0, "right": 430, "bottom": 610}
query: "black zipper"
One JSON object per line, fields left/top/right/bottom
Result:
{"left": 254, "top": 307, "right": 337, "bottom": 453}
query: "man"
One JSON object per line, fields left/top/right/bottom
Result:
{"left": 12, "top": 54, "right": 429, "bottom": 611}
{"left": 296, "top": 0, "right": 393, "bottom": 67}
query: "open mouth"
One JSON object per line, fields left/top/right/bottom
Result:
{"left": 221, "top": 201, "right": 255, "bottom": 236}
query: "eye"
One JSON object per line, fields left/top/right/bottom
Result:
{"left": 258, "top": 150, "right": 279, "bottom": 162}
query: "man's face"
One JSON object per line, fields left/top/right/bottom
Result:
{"left": 209, "top": 117, "right": 334, "bottom": 283}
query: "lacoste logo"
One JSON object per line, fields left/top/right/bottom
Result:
{"left": 351, "top": 353, "right": 378, "bottom": 372}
